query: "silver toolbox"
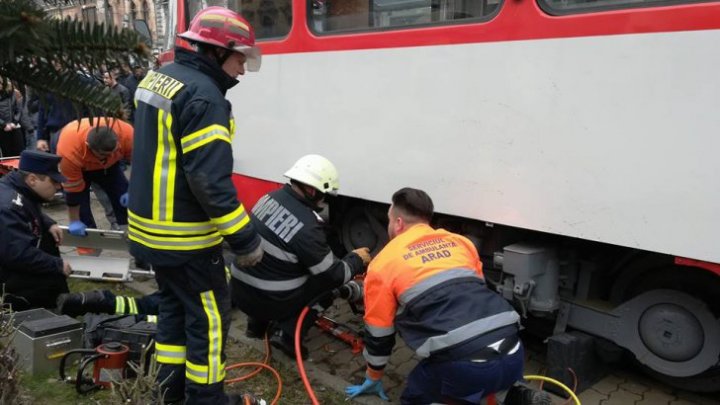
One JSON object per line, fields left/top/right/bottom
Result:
{"left": 10, "top": 309, "right": 82, "bottom": 375}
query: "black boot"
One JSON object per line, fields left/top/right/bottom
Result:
{"left": 57, "top": 290, "right": 115, "bottom": 317}
{"left": 245, "top": 317, "right": 269, "bottom": 340}
{"left": 269, "top": 327, "right": 308, "bottom": 360}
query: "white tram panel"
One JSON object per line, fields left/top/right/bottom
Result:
{"left": 230, "top": 29, "right": 720, "bottom": 264}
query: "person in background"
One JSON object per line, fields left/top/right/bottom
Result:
{"left": 0, "top": 151, "right": 72, "bottom": 310}
{"left": 133, "top": 63, "right": 147, "bottom": 82}
{"left": 117, "top": 62, "right": 139, "bottom": 97}
{"left": 0, "top": 80, "right": 33, "bottom": 157}
{"left": 346, "top": 188, "right": 523, "bottom": 404}
{"left": 56, "top": 117, "right": 132, "bottom": 237}
{"left": 127, "top": 7, "right": 265, "bottom": 404}
{"left": 103, "top": 70, "right": 133, "bottom": 122}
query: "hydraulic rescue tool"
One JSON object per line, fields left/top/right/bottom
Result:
{"left": 59, "top": 342, "right": 130, "bottom": 393}
{"left": 314, "top": 279, "right": 365, "bottom": 353}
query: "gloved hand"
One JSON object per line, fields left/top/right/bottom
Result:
{"left": 352, "top": 247, "right": 372, "bottom": 266}
{"left": 233, "top": 243, "right": 264, "bottom": 267}
{"left": 345, "top": 375, "right": 389, "bottom": 401}
{"left": 68, "top": 220, "right": 87, "bottom": 236}
{"left": 119, "top": 192, "right": 129, "bottom": 208}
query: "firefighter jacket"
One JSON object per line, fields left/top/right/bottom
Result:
{"left": 128, "top": 48, "right": 260, "bottom": 266}
{"left": 57, "top": 118, "right": 133, "bottom": 206}
{"left": 362, "top": 223, "right": 520, "bottom": 378}
{"left": 0, "top": 171, "right": 65, "bottom": 290}
{"left": 231, "top": 185, "right": 365, "bottom": 313}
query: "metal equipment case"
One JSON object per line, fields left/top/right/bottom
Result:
{"left": 11, "top": 309, "right": 82, "bottom": 375}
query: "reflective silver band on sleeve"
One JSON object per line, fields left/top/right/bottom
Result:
{"left": 231, "top": 264, "right": 308, "bottom": 291}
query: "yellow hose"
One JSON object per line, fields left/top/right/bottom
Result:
{"left": 523, "top": 375, "right": 581, "bottom": 405}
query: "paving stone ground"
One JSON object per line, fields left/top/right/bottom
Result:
{"left": 44, "top": 197, "right": 720, "bottom": 405}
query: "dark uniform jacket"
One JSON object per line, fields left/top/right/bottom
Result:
{"left": 0, "top": 171, "right": 68, "bottom": 309}
{"left": 231, "top": 185, "right": 365, "bottom": 320}
{"left": 362, "top": 224, "right": 520, "bottom": 375}
{"left": 128, "top": 48, "right": 260, "bottom": 267}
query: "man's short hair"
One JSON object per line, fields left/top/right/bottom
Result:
{"left": 391, "top": 187, "right": 434, "bottom": 223}
{"left": 87, "top": 126, "right": 118, "bottom": 152}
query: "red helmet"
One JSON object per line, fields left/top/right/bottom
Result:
{"left": 178, "top": 7, "right": 261, "bottom": 71}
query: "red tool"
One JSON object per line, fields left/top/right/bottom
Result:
{"left": 93, "top": 342, "right": 130, "bottom": 388}
{"left": 0, "top": 157, "right": 19, "bottom": 176}
{"left": 60, "top": 342, "right": 130, "bottom": 393}
{"left": 315, "top": 316, "right": 364, "bottom": 354}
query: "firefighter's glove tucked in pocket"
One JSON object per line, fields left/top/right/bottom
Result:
{"left": 233, "top": 243, "right": 264, "bottom": 267}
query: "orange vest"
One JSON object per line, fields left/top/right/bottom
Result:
{"left": 57, "top": 118, "right": 133, "bottom": 193}
{"left": 364, "top": 223, "right": 483, "bottom": 331}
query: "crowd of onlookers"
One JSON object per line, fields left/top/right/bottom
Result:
{"left": 0, "top": 62, "right": 148, "bottom": 158}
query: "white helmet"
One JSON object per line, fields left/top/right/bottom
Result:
{"left": 284, "top": 154, "right": 339, "bottom": 196}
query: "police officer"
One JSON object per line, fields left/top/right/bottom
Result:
{"left": 0, "top": 150, "right": 72, "bottom": 310}
{"left": 128, "top": 7, "right": 264, "bottom": 404}
{"left": 346, "top": 188, "right": 523, "bottom": 404}
{"left": 231, "top": 155, "right": 372, "bottom": 359}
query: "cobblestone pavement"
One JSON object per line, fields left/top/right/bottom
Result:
{"left": 43, "top": 198, "right": 720, "bottom": 405}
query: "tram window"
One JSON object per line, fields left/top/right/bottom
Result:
{"left": 309, "top": 0, "right": 500, "bottom": 33}
{"left": 539, "top": 0, "right": 713, "bottom": 14}
{"left": 186, "top": 0, "right": 291, "bottom": 40}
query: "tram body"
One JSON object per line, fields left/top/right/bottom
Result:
{"left": 158, "top": 0, "right": 720, "bottom": 390}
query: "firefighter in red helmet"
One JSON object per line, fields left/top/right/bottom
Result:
{"left": 128, "top": 7, "right": 263, "bottom": 404}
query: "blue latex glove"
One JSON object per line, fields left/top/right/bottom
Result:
{"left": 119, "top": 192, "right": 129, "bottom": 208}
{"left": 68, "top": 220, "right": 87, "bottom": 236}
{"left": 345, "top": 376, "right": 389, "bottom": 401}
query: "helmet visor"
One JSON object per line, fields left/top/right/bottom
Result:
{"left": 235, "top": 45, "right": 262, "bottom": 72}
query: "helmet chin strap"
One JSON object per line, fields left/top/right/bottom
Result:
{"left": 193, "top": 42, "right": 231, "bottom": 66}
{"left": 212, "top": 47, "right": 231, "bottom": 66}
{"left": 293, "top": 181, "right": 326, "bottom": 211}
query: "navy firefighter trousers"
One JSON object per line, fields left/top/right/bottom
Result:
{"left": 153, "top": 248, "right": 230, "bottom": 404}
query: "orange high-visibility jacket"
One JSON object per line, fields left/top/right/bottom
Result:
{"left": 362, "top": 223, "right": 520, "bottom": 378}
{"left": 57, "top": 118, "right": 133, "bottom": 194}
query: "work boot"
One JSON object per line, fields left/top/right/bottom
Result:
{"left": 269, "top": 328, "right": 308, "bottom": 360}
{"left": 245, "top": 317, "right": 269, "bottom": 340}
{"left": 504, "top": 383, "right": 552, "bottom": 405}
{"left": 57, "top": 289, "right": 115, "bottom": 317}
{"left": 228, "top": 393, "right": 267, "bottom": 405}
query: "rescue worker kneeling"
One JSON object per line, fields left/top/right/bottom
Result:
{"left": 231, "top": 154, "right": 372, "bottom": 359}
{"left": 346, "top": 188, "right": 523, "bottom": 404}
{"left": 0, "top": 151, "right": 72, "bottom": 310}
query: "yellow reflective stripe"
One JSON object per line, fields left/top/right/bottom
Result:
{"left": 146, "top": 315, "right": 157, "bottom": 323}
{"left": 186, "top": 360, "right": 208, "bottom": 384}
{"left": 128, "top": 217, "right": 214, "bottom": 237}
{"left": 128, "top": 210, "right": 215, "bottom": 235}
{"left": 201, "top": 290, "right": 224, "bottom": 384}
{"left": 185, "top": 361, "right": 226, "bottom": 385}
{"left": 128, "top": 297, "right": 138, "bottom": 314}
{"left": 152, "top": 109, "right": 164, "bottom": 220}
{"left": 156, "top": 343, "right": 186, "bottom": 365}
{"left": 224, "top": 266, "right": 231, "bottom": 283}
{"left": 128, "top": 227, "right": 223, "bottom": 251}
{"left": 229, "top": 118, "right": 235, "bottom": 140}
{"left": 165, "top": 112, "right": 176, "bottom": 221}
{"left": 181, "top": 124, "right": 231, "bottom": 153}
{"left": 115, "top": 297, "right": 125, "bottom": 314}
{"left": 152, "top": 110, "right": 176, "bottom": 221}
{"left": 211, "top": 205, "right": 250, "bottom": 236}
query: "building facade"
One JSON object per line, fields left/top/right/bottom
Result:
{"left": 45, "top": 0, "right": 169, "bottom": 53}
